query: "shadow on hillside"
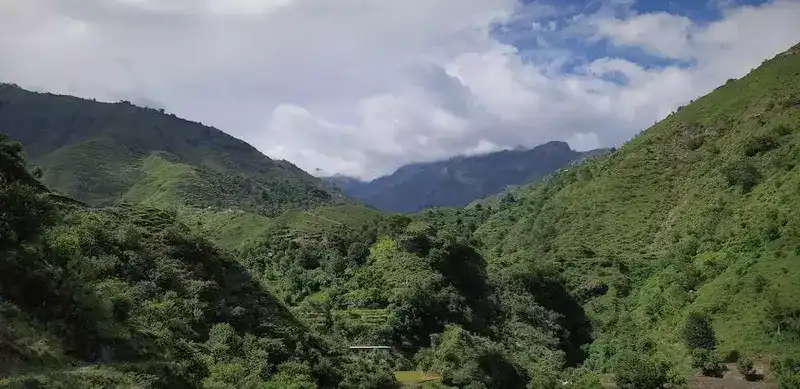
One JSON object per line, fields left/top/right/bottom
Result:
{"left": 437, "top": 243, "right": 496, "bottom": 331}
{"left": 526, "top": 275, "right": 592, "bottom": 366}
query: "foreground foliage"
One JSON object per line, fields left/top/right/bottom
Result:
{"left": 0, "top": 133, "right": 381, "bottom": 388}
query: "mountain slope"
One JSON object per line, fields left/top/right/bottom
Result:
{"left": 0, "top": 84, "right": 345, "bottom": 215}
{"left": 465, "top": 41, "right": 800, "bottom": 379}
{"left": 326, "top": 141, "right": 602, "bottom": 213}
{"left": 0, "top": 133, "right": 356, "bottom": 388}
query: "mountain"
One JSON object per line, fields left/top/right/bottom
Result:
{"left": 0, "top": 133, "right": 360, "bottom": 388}
{"left": 325, "top": 141, "right": 605, "bottom": 213}
{"left": 461, "top": 41, "right": 800, "bottom": 383}
{"left": 236, "top": 41, "right": 800, "bottom": 387}
{"left": 4, "top": 40, "right": 800, "bottom": 388}
{"left": 0, "top": 84, "right": 345, "bottom": 216}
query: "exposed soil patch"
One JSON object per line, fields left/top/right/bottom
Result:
{"left": 690, "top": 363, "right": 777, "bottom": 389}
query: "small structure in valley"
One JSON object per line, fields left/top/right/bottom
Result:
{"left": 347, "top": 345, "right": 391, "bottom": 351}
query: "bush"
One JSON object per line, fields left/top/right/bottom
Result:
{"left": 773, "top": 358, "right": 800, "bottom": 388}
{"left": 743, "top": 135, "right": 778, "bottom": 156}
{"left": 737, "top": 357, "right": 757, "bottom": 381}
{"left": 684, "top": 313, "right": 716, "bottom": 350}
{"left": 723, "top": 160, "right": 761, "bottom": 192}
{"left": 685, "top": 136, "right": 705, "bottom": 150}
{"left": 614, "top": 353, "right": 681, "bottom": 389}
{"left": 691, "top": 349, "right": 724, "bottom": 377}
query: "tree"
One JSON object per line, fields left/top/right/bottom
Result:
{"left": 264, "top": 362, "right": 317, "bottom": 389}
{"left": 398, "top": 221, "right": 435, "bottom": 256}
{"left": 684, "top": 313, "right": 716, "bottom": 350}
{"left": 614, "top": 352, "right": 681, "bottom": 389}
{"left": 346, "top": 242, "right": 370, "bottom": 267}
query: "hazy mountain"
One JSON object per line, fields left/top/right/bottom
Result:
{"left": 325, "top": 141, "right": 607, "bottom": 212}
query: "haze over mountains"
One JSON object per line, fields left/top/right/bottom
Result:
{"left": 325, "top": 142, "right": 610, "bottom": 213}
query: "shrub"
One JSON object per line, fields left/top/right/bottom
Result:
{"left": 743, "top": 135, "right": 778, "bottom": 156}
{"left": 723, "top": 160, "right": 761, "bottom": 192}
{"left": 614, "top": 353, "right": 681, "bottom": 389}
{"left": 684, "top": 313, "right": 716, "bottom": 350}
{"left": 737, "top": 357, "right": 757, "bottom": 381}
{"left": 566, "top": 369, "right": 603, "bottom": 389}
{"left": 763, "top": 225, "right": 781, "bottom": 242}
{"left": 772, "top": 358, "right": 800, "bottom": 389}
{"left": 691, "top": 349, "right": 725, "bottom": 377}
{"left": 685, "top": 136, "right": 705, "bottom": 150}
{"left": 773, "top": 358, "right": 800, "bottom": 388}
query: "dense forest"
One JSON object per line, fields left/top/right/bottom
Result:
{"left": 2, "top": 42, "right": 800, "bottom": 388}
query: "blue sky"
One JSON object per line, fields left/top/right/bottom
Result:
{"left": 498, "top": 0, "right": 773, "bottom": 72}
{"left": 1, "top": 0, "right": 799, "bottom": 178}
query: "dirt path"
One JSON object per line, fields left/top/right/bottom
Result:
{"left": 689, "top": 363, "right": 777, "bottom": 389}
{"left": 600, "top": 362, "right": 779, "bottom": 389}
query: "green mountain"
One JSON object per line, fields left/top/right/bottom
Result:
{"left": 3, "top": 40, "right": 800, "bottom": 389}
{"left": 0, "top": 133, "right": 361, "bottom": 388}
{"left": 231, "top": 41, "right": 800, "bottom": 388}
{"left": 0, "top": 84, "right": 345, "bottom": 215}
{"left": 464, "top": 41, "right": 800, "bottom": 382}
{"left": 325, "top": 141, "right": 605, "bottom": 213}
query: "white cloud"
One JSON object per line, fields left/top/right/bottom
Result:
{"left": 0, "top": 0, "right": 798, "bottom": 179}
{"left": 592, "top": 12, "right": 696, "bottom": 58}
{"left": 566, "top": 132, "right": 601, "bottom": 152}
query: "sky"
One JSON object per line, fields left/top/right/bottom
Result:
{"left": 1, "top": 0, "right": 799, "bottom": 179}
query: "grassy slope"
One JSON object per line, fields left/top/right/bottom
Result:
{"left": 178, "top": 204, "right": 383, "bottom": 253}
{"left": 0, "top": 84, "right": 346, "bottom": 215}
{"left": 472, "top": 42, "right": 800, "bottom": 370}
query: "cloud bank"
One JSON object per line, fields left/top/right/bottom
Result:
{"left": 1, "top": 0, "right": 799, "bottom": 179}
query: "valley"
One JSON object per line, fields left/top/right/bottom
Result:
{"left": 1, "top": 41, "right": 800, "bottom": 389}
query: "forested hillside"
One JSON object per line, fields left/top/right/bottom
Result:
{"left": 230, "top": 41, "right": 800, "bottom": 387}
{"left": 463, "top": 41, "right": 800, "bottom": 385}
{"left": 0, "top": 84, "right": 345, "bottom": 215}
{"left": 0, "top": 133, "right": 402, "bottom": 388}
{"left": 325, "top": 141, "right": 603, "bottom": 213}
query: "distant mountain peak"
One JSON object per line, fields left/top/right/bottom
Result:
{"left": 326, "top": 141, "right": 605, "bottom": 213}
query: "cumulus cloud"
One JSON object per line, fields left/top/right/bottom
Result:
{"left": 0, "top": 0, "right": 798, "bottom": 179}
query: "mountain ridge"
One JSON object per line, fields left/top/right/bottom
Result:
{"left": 325, "top": 140, "right": 607, "bottom": 213}
{"left": 0, "top": 83, "right": 346, "bottom": 215}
